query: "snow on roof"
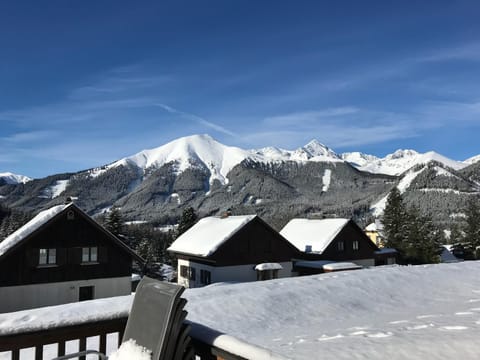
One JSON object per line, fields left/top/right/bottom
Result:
{"left": 322, "top": 262, "right": 362, "bottom": 271}
{"left": 0, "top": 203, "right": 71, "bottom": 257}
{"left": 254, "top": 263, "right": 283, "bottom": 271}
{"left": 294, "top": 260, "right": 361, "bottom": 271}
{"left": 280, "top": 218, "right": 349, "bottom": 253}
{"left": 365, "top": 222, "right": 377, "bottom": 231}
{"left": 167, "top": 215, "right": 257, "bottom": 257}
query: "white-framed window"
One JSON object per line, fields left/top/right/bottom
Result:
{"left": 82, "top": 246, "right": 98, "bottom": 263}
{"left": 39, "top": 248, "right": 56, "bottom": 265}
{"left": 337, "top": 241, "right": 344, "bottom": 251}
{"left": 353, "top": 240, "right": 359, "bottom": 251}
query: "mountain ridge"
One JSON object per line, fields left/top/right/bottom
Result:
{"left": 1, "top": 134, "right": 479, "bottom": 232}
{"left": 4, "top": 134, "right": 475, "bottom": 182}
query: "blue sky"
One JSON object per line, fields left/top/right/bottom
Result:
{"left": 1, "top": 1, "right": 480, "bottom": 178}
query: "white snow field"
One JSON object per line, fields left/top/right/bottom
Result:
{"left": 2, "top": 262, "right": 480, "bottom": 359}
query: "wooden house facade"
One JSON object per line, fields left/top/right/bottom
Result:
{"left": 168, "top": 215, "right": 300, "bottom": 288}
{"left": 281, "top": 218, "right": 395, "bottom": 275}
{"left": 0, "top": 202, "right": 143, "bottom": 312}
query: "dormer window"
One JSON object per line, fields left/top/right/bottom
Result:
{"left": 39, "top": 248, "right": 56, "bottom": 265}
{"left": 82, "top": 247, "right": 98, "bottom": 263}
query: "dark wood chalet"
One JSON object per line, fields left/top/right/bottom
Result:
{"left": 280, "top": 218, "right": 396, "bottom": 275}
{"left": 167, "top": 214, "right": 301, "bottom": 288}
{"left": 0, "top": 202, "right": 143, "bottom": 312}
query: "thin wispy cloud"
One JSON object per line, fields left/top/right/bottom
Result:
{"left": 156, "top": 103, "right": 236, "bottom": 137}
{"left": 242, "top": 111, "right": 420, "bottom": 150}
{"left": 263, "top": 107, "right": 360, "bottom": 127}
{"left": 2, "top": 130, "right": 57, "bottom": 144}
{"left": 240, "top": 99, "right": 480, "bottom": 150}
{"left": 417, "top": 42, "right": 480, "bottom": 63}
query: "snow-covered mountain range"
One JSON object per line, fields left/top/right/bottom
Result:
{"left": 2, "top": 134, "right": 478, "bottom": 182}
{"left": 1, "top": 134, "right": 479, "bottom": 230}
{"left": 91, "top": 134, "right": 474, "bottom": 183}
{"left": 85, "top": 135, "right": 345, "bottom": 187}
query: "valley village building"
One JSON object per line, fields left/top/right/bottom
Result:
{"left": 0, "top": 202, "right": 143, "bottom": 313}
{"left": 167, "top": 214, "right": 300, "bottom": 288}
{"left": 280, "top": 218, "right": 396, "bottom": 275}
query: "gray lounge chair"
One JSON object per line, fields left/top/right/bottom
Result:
{"left": 54, "top": 276, "right": 193, "bottom": 360}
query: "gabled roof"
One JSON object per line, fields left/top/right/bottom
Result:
{"left": 0, "top": 202, "right": 144, "bottom": 263}
{"left": 280, "top": 218, "right": 350, "bottom": 253}
{"left": 365, "top": 219, "right": 384, "bottom": 232}
{"left": 167, "top": 215, "right": 257, "bottom": 257}
{"left": 0, "top": 203, "right": 72, "bottom": 257}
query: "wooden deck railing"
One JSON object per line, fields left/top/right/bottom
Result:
{"left": 0, "top": 317, "right": 127, "bottom": 360}
{"left": 0, "top": 317, "right": 247, "bottom": 360}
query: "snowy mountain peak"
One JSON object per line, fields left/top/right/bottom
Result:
{"left": 0, "top": 172, "right": 32, "bottom": 184}
{"left": 302, "top": 139, "right": 340, "bottom": 159}
{"left": 112, "top": 134, "right": 252, "bottom": 186}
{"left": 385, "top": 149, "right": 419, "bottom": 160}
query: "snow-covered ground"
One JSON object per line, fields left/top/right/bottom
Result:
{"left": 321, "top": 169, "right": 332, "bottom": 192}
{"left": 40, "top": 180, "right": 69, "bottom": 199}
{"left": 2, "top": 262, "right": 480, "bottom": 359}
{"left": 186, "top": 262, "right": 480, "bottom": 360}
{"left": 371, "top": 166, "right": 426, "bottom": 216}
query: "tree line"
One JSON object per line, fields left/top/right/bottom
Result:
{"left": 382, "top": 187, "right": 480, "bottom": 263}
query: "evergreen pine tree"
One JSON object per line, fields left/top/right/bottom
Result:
{"left": 463, "top": 197, "right": 480, "bottom": 258}
{"left": 176, "top": 207, "right": 197, "bottom": 238}
{"left": 405, "top": 207, "right": 441, "bottom": 264}
{"left": 382, "top": 188, "right": 408, "bottom": 256}
{"left": 104, "top": 206, "right": 124, "bottom": 237}
{"left": 449, "top": 222, "right": 464, "bottom": 245}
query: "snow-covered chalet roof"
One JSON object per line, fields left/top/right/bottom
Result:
{"left": 365, "top": 222, "right": 377, "bottom": 232}
{"left": 167, "top": 215, "right": 257, "bottom": 257}
{"left": 254, "top": 263, "right": 283, "bottom": 271}
{"left": 0, "top": 203, "right": 72, "bottom": 257}
{"left": 280, "top": 218, "right": 349, "bottom": 253}
{"left": 322, "top": 262, "right": 362, "bottom": 271}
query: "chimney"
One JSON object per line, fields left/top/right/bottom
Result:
{"left": 220, "top": 208, "right": 232, "bottom": 218}
{"left": 65, "top": 196, "right": 73, "bottom": 204}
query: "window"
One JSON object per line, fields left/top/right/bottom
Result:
{"left": 180, "top": 265, "right": 188, "bottom": 278}
{"left": 353, "top": 240, "right": 359, "bottom": 251}
{"left": 79, "top": 286, "right": 94, "bottom": 301}
{"left": 180, "top": 265, "right": 196, "bottom": 280}
{"left": 200, "top": 270, "right": 211, "bottom": 285}
{"left": 82, "top": 247, "right": 98, "bottom": 263}
{"left": 39, "top": 248, "right": 56, "bottom": 265}
{"left": 337, "top": 241, "right": 344, "bottom": 251}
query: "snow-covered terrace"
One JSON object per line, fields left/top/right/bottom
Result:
{"left": 2, "top": 262, "right": 480, "bottom": 359}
